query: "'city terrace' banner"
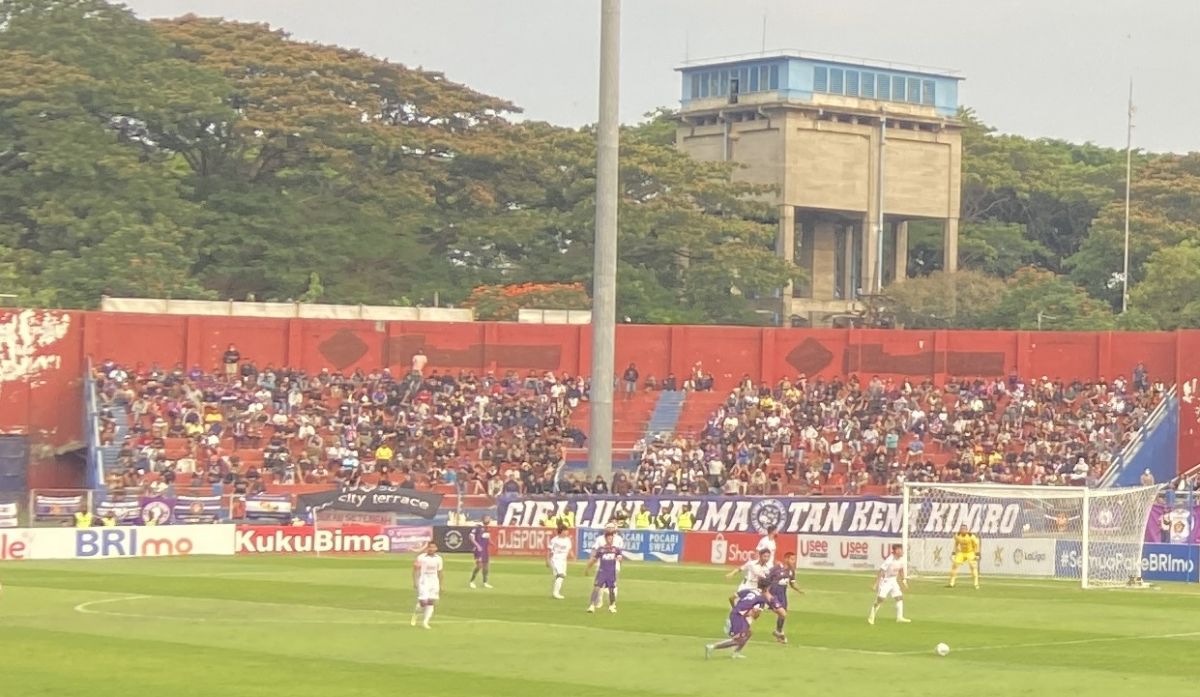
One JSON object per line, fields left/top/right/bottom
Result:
{"left": 297, "top": 485, "right": 444, "bottom": 519}
{"left": 498, "top": 496, "right": 1029, "bottom": 536}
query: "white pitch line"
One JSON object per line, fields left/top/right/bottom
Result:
{"left": 918, "top": 630, "right": 1200, "bottom": 656}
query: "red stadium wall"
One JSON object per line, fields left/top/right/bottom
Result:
{"left": 3, "top": 309, "right": 1200, "bottom": 482}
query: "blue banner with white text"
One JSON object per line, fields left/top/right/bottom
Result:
{"left": 575, "top": 528, "right": 683, "bottom": 563}
{"left": 1053, "top": 540, "right": 1200, "bottom": 583}
{"left": 499, "top": 495, "right": 1091, "bottom": 538}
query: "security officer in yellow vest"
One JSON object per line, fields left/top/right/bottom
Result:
{"left": 634, "top": 509, "right": 653, "bottom": 529}
{"left": 677, "top": 504, "right": 695, "bottom": 531}
{"left": 540, "top": 510, "right": 559, "bottom": 527}
{"left": 559, "top": 508, "right": 576, "bottom": 529}
{"left": 74, "top": 506, "right": 93, "bottom": 528}
{"left": 655, "top": 508, "right": 674, "bottom": 530}
{"left": 101, "top": 510, "right": 119, "bottom": 527}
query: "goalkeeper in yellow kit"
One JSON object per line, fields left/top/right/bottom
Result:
{"left": 948, "top": 524, "right": 980, "bottom": 589}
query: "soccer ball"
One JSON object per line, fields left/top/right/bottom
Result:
{"left": 935, "top": 643, "right": 950, "bottom": 656}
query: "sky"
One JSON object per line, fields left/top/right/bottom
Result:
{"left": 124, "top": 0, "right": 1200, "bottom": 153}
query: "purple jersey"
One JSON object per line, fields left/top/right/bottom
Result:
{"left": 727, "top": 588, "right": 779, "bottom": 636}
{"left": 471, "top": 524, "right": 490, "bottom": 558}
{"left": 766, "top": 564, "right": 795, "bottom": 605}
{"left": 593, "top": 544, "right": 623, "bottom": 588}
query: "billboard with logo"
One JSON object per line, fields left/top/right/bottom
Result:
{"left": 499, "top": 495, "right": 1040, "bottom": 537}
{"left": 75, "top": 525, "right": 236, "bottom": 558}
{"left": 1054, "top": 540, "right": 1200, "bottom": 583}
{"left": 235, "top": 525, "right": 390, "bottom": 554}
{"left": 794, "top": 535, "right": 895, "bottom": 571}
{"left": 383, "top": 526, "right": 433, "bottom": 553}
{"left": 576, "top": 529, "right": 683, "bottom": 562}
{"left": 492, "top": 526, "right": 556, "bottom": 557}
{"left": 681, "top": 531, "right": 798, "bottom": 566}
{"left": 909, "top": 537, "right": 1056, "bottom": 577}
{"left": 432, "top": 526, "right": 476, "bottom": 554}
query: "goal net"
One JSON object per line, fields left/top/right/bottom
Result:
{"left": 902, "top": 483, "right": 1161, "bottom": 589}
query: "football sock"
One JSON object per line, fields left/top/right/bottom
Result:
{"left": 896, "top": 600, "right": 905, "bottom": 619}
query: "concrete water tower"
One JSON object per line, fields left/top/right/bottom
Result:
{"left": 675, "top": 51, "right": 963, "bottom": 326}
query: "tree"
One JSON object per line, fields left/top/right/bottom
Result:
{"left": 886, "top": 271, "right": 1006, "bottom": 329}
{"left": 464, "top": 283, "right": 590, "bottom": 321}
{"left": 1128, "top": 241, "right": 1200, "bottom": 330}
{"left": 0, "top": 2, "right": 218, "bottom": 306}
{"left": 957, "top": 109, "right": 1124, "bottom": 273}
{"left": 1067, "top": 154, "right": 1200, "bottom": 306}
{"left": 986, "top": 267, "right": 1116, "bottom": 331}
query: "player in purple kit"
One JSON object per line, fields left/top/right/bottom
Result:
{"left": 468, "top": 515, "right": 493, "bottom": 589}
{"left": 766, "top": 552, "right": 801, "bottom": 644}
{"left": 585, "top": 530, "right": 624, "bottom": 614}
{"left": 705, "top": 578, "right": 786, "bottom": 659}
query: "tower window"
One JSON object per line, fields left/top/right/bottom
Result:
{"left": 814, "top": 66, "right": 828, "bottom": 92}
{"left": 846, "top": 70, "right": 859, "bottom": 97}
{"left": 830, "top": 68, "right": 844, "bottom": 94}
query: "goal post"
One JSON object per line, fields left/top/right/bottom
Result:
{"left": 902, "top": 482, "right": 1161, "bottom": 589}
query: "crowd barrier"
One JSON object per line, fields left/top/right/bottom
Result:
{"left": 1, "top": 523, "right": 1196, "bottom": 583}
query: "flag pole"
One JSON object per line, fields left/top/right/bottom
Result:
{"left": 1121, "top": 78, "right": 1133, "bottom": 314}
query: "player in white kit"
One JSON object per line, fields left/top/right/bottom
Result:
{"left": 411, "top": 541, "right": 444, "bottom": 629}
{"left": 868, "top": 543, "right": 911, "bottom": 625}
{"left": 547, "top": 524, "right": 574, "bottom": 599}
{"left": 725, "top": 547, "right": 773, "bottom": 604}
{"left": 756, "top": 526, "right": 779, "bottom": 564}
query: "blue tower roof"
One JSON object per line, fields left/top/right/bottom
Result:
{"left": 678, "top": 50, "right": 961, "bottom": 118}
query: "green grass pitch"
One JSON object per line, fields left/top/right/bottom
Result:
{"left": 1, "top": 555, "right": 1198, "bottom": 696}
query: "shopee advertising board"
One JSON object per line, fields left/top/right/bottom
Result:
{"left": 681, "top": 531, "right": 797, "bottom": 565}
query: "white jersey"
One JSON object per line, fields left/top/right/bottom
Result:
{"left": 878, "top": 555, "right": 904, "bottom": 579}
{"left": 875, "top": 554, "right": 905, "bottom": 599}
{"left": 737, "top": 560, "right": 772, "bottom": 590}
{"left": 549, "top": 535, "right": 573, "bottom": 576}
{"left": 549, "top": 535, "right": 573, "bottom": 562}
{"left": 756, "top": 535, "right": 777, "bottom": 564}
{"left": 415, "top": 553, "right": 443, "bottom": 601}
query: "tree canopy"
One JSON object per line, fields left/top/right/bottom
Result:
{"left": 3, "top": 1, "right": 1200, "bottom": 330}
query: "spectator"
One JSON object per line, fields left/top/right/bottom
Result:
{"left": 222, "top": 345, "right": 240, "bottom": 379}
{"left": 622, "top": 363, "right": 639, "bottom": 399}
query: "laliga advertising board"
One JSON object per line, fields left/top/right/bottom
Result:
{"left": 908, "top": 537, "right": 1057, "bottom": 577}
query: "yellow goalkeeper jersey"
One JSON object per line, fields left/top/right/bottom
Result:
{"left": 953, "top": 533, "right": 980, "bottom": 556}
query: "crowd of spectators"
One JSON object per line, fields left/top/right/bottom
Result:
{"left": 93, "top": 347, "right": 588, "bottom": 499}
{"left": 92, "top": 348, "right": 1166, "bottom": 501}
{"left": 631, "top": 365, "right": 1165, "bottom": 496}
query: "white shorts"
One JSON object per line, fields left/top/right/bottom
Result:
{"left": 417, "top": 578, "right": 440, "bottom": 602}
{"left": 737, "top": 582, "right": 757, "bottom": 593}
{"left": 550, "top": 558, "right": 568, "bottom": 577}
{"left": 876, "top": 578, "right": 903, "bottom": 599}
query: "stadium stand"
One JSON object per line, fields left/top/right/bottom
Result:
{"left": 631, "top": 373, "right": 1165, "bottom": 497}
{"left": 90, "top": 355, "right": 1164, "bottom": 501}
{"left": 90, "top": 358, "right": 588, "bottom": 500}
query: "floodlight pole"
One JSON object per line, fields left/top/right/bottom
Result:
{"left": 588, "top": 0, "right": 620, "bottom": 480}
